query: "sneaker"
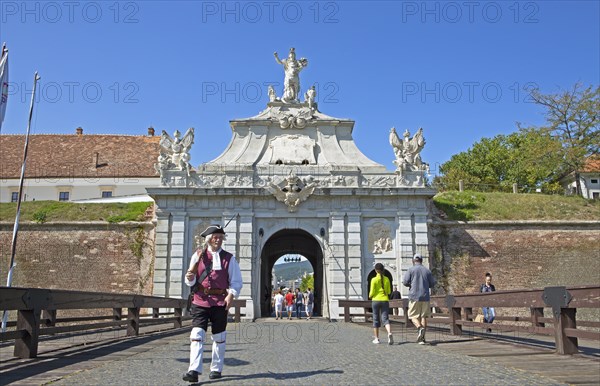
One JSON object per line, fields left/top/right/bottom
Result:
{"left": 416, "top": 327, "right": 425, "bottom": 343}
{"left": 182, "top": 370, "right": 199, "bottom": 383}
{"left": 372, "top": 338, "right": 380, "bottom": 344}
{"left": 418, "top": 340, "right": 426, "bottom": 345}
{"left": 388, "top": 334, "right": 394, "bottom": 345}
{"left": 209, "top": 371, "right": 222, "bottom": 379}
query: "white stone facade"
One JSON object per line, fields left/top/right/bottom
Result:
{"left": 147, "top": 51, "right": 435, "bottom": 320}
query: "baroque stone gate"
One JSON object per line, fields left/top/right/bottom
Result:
{"left": 147, "top": 49, "right": 435, "bottom": 320}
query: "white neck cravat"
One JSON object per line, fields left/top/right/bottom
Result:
{"left": 209, "top": 249, "right": 222, "bottom": 270}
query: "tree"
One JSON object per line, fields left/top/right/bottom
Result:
{"left": 300, "top": 274, "right": 314, "bottom": 292}
{"left": 529, "top": 84, "right": 599, "bottom": 195}
{"left": 436, "top": 128, "right": 562, "bottom": 192}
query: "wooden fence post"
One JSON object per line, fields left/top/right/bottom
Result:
{"left": 530, "top": 307, "right": 544, "bottom": 328}
{"left": 174, "top": 307, "right": 183, "bottom": 328}
{"left": 446, "top": 295, "right": 462, "bottom": 336}
{"left": 14, "top": 308, "right": 41, "bottom": 358}
{"left": 127, "top": 307, "right": 140, "bottom": 336}
{"left": 556, "top": 308, "right": 578, "bottom": 355}
{"left": 463, "top": 307, "right": 473, "bottom": 321}
{"left": 42, "top": 309, "right": 56, "bottom": 327}
{"left": 403, "top": 299, "right": 413, "bottom": 327}
{"left": 543, "top": 286, "right": 578, "bottom": 355}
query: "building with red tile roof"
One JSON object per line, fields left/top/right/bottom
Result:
{"left": 0, "top": 127, "right": 160, "bottom": 203}
{"left": 560, "top": 156, "right": 600, "bottom": 199}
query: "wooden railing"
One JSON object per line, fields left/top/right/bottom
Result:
{"left": 338, "top": 285, "right": 600, "bottom": 355}
{"left": 0, "top": 287, "right": 246, "bottom": 359}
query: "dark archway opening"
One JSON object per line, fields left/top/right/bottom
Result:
{"left": 260, "top": 229, "right": 324, "bottom": 317}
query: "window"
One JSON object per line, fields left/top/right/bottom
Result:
{"left": 102, "top": 191, "right": 113, "bottom": 198}
{"left": 591, "top": 179, "right": 598, "bottom": 184}
{"left": 11, "top": 192, "right": 18, "bottom": 202}
{"left": 59, "top": 191, "right": 70, "bottom": 201}
{"left": 593, "top": 192, "right": 599, "bottom": 200}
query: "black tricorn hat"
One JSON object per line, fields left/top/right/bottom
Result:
{"left": 200, "top": 224, "right": 225, "bottom": 237}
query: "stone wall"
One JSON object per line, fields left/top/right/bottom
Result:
{"left": 428, "top": 220, "right": 600, "bottom": 294}
{"left": 0, "top": 222, "right": 155, "bottom": 295}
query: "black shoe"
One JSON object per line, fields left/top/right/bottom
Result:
{"left": 183, "top": 370, "right": 199, "bottom": 383}
{"left": 209, "top": 371, "right": 222, "bottom": 379}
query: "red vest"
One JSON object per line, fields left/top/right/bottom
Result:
{"left": 192, "top": 249, "right": 233, "bottom": 307}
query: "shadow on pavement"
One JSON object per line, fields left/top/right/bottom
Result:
{"left": 0, "top": 328, "right": 187, "bottom": 386}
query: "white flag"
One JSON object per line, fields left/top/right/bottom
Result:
{"left": 0, "top": 47, "right": 8, "bottom": 132}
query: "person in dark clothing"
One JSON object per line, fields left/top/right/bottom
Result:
{"left": 480, "top": 272, "right": 496, "bottom": 332}
{"left": 389, "top": 285, "right": 402, "bottom": 316}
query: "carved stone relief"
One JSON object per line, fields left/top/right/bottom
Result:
{"left": 265, "top": 172, "right": 317, "bottom": 212}
{"left": 369, "top": 221, "right": 393, "bottom": 255}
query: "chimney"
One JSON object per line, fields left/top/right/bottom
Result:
{"left": 76, "top": 127, "right": 83, "bottom": 135}
{"left": 147, "top": 126, "right": 155, "bottom": 136}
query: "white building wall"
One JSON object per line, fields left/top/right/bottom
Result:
{"left": 0, "top": 177, "right": 159, "bottom": 202}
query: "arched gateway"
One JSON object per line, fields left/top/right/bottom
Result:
{"left": 147, "top": 49, "right": 435, "bottom": 320}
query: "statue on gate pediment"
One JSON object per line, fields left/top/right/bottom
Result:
{"left": 389, "top": 127, "right": 429, "bottom": 173}
{"left": 157, "top": 128, "right": 194, "bottom": 177}
{"left": 274, "top": 48, "right": 308, "bottom": 104}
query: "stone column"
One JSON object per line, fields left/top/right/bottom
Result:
{"left": 397, "top": 213, "right": 414, "bottom": 299}
{"left": 346, "top": 212, "right": 363, "bottom": 299}
{"left": 170, "top": 211, "right": 187, "bottom": 299}
{"left": 232, "top": 212, "right": 255, "bottom": 320}
{"left": 152, "top": 210, "right": 171, "bottom": 298}
{"left": 327, "top": 213, "right": 346, "bottom": 319}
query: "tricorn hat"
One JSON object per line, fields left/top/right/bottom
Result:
{"left": 200, "top": 224, "right": 225, "bottom": 237}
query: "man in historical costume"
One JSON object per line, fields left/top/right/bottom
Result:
{"left": 183, "top": 225, "right": 243, "bottom": 383}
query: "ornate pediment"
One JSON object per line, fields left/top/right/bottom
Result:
{"left": 267, "top": 104, "right": 315, "bottom": 129}
{"left": 269, "top": 134, "right": 316, "bottom": 165}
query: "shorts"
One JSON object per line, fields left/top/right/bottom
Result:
{"left": 287, "top": 305, "right": 294, "bottom": 312}
{"left": 190, "top": 304, "right": 228, "bottom": 334}
{"left": 275, "top": 304, "right": 283, "bottom": 312}
{"left": 407, "top": 300, "right": 431, "bottom": 319}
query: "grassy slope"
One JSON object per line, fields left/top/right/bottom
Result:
{"left": 1, "top": 193, "right": 598, "bottom": 223}
{"left": 0, "top": 201, "right": 153, "bottom": 223}
{"left": 433, "top": 191, "right": 600, "bottom": 221}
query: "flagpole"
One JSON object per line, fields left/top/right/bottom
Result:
{"left": 0, "top": 42, "right": 8, "bottom": 134}
{"left": 1, "top": 72, "right": 41, "bottom": 333}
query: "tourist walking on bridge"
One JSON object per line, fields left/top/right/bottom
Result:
{"left": 183, "top": 225, "right": 243, "bottom": 383}
{"left": 369, "top": 263, "right": 393, "bottom": 345}
{"left": 480, "top": 272, "right": 496, "bottom": 332}
{"left": 402, "top": 253, "right": 436, "bottom": 345}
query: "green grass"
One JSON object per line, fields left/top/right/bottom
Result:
{"left": 433, "top": 191, "right": 600, "bottom": 221}
{"left": 0, "top": 201, "right": 153, "bottom": 223}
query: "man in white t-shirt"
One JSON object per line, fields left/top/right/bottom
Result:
{"left": 273, "top": 290, "right": 284, "bottom": 320}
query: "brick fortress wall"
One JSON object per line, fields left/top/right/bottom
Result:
{"left": 428, "top": 221, "right": 600, "bottom": 295}
{"left": 428, "top": 221, "right": 600, "bottom": 322}
{"left": 0, "top": 222, "right": 155, "bottom": 295}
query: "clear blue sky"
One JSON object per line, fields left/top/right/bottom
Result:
{"left": 1, "top": 1, "right": 598, "bottom": 174}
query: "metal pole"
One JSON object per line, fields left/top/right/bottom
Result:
{"left": 2, "top": 72, "right": 41, "bottom": 332}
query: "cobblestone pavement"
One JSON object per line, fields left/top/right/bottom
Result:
{"left": 49, "top": 319, "right": 565, "bottom": 386}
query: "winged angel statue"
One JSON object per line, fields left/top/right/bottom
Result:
{"left": 266, "top": 172, "right": 316, "bottom": 212}
{"left": 389, "top": 127, "right": 428, "bottom": 172}
{"left": 156, "top": 128, "right": 194, "bottom": 177}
